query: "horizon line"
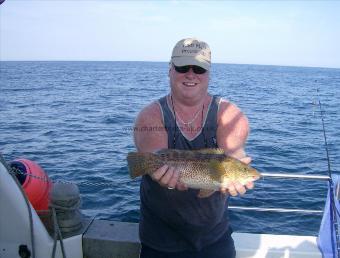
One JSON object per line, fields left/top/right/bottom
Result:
{"left": 0, "top": 60, "right": 339, "bottom": 70}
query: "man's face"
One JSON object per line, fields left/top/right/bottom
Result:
{"left": 169, "top": 63, "right": 209, "bottom": 103}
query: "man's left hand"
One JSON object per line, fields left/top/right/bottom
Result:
{"left": 220, "top": 156, "right": 254, "bottom": 197}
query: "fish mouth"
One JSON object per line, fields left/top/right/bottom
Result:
{"left": 250, "top": 168, "right": 261, "bottom": 181}
{"left": 249, "top": 172, "right": 261, "bottom": 182}
{"left": 252, "top": 175, "right": 261, "bottom": 181}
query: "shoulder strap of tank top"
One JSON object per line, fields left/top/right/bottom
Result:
{"left": 158, "top": 96, "right": 175, "bottom": 132}
{"left": 201, "top": 95, "right": 221, "bottom": 148}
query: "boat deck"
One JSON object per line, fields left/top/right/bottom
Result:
{"left": 83, "top": 220, "right": 321, "bottom": 258}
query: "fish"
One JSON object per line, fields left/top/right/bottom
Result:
{"left": 127, "top": 148, "right": 261, "bottom": 198}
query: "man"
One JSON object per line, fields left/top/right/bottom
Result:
{"left": 133, "top": 38, "right": 254, "bottom": 258}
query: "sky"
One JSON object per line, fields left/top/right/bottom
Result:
{"left": 0, "top": 1, "right": 340, "bottom": 68}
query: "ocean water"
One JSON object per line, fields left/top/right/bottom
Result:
{"left": 1, "top": 61, "right": 339, "bottom": 236}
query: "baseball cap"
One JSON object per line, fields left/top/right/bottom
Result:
{"left": 171, "top": 38, "right": 211, "bottom": 71}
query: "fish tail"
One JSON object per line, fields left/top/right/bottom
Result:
{"left": 127, "top": 152, "right": 160, "bottom": 178}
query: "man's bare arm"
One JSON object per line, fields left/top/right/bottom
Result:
{"left": 216, "top": 100, "right": 254, "bottom": 196}
{"left": 133, "top": 102, "right": 187, "bottom": 190}
{"left": 134, "top": 102, "right": 168, "bottom": 152}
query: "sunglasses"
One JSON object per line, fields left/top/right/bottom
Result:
{"left": 173, "top": 65, "right": 207, "bottom": 74}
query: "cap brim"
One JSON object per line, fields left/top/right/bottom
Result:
{"left": 172, "top": 56, "right": 210, "bottom": 71}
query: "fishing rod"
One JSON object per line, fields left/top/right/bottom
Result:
{"left": 316, "top": 89, "right": 333, "bottom": 180}
{"left": 316, "top": 88, "right": 340, "bottom": 258}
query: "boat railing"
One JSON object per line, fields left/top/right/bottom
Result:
{"left": 8, "top": 164, "right": 334, "bottom": 214}
{"left": 229, "top": 172, "right": 332, "bottom": 215}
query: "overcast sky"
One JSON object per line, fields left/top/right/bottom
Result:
{"left": 1, "top": 1, "right": 339, "bottom": 68}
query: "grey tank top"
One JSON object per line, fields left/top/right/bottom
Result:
{"left": 139, "top": 95, "right": 231, "bottom": 252}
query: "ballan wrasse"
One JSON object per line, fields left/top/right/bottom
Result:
{"left": 127, "top": 148, "right": 260, "bottom": 198}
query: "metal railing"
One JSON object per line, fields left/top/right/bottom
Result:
{"left": 229, "top": 172, "right": 331, "bottom": 214}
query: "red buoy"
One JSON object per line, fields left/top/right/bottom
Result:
{"left": 10, "top": 159, "right": 51, "bottom": 211}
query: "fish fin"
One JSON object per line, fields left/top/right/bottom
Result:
{"left": 195, "top": 148, "right": 225, "bottom": 155}
{"left": 208, "top": 159, "right": 226, "bottom": 181}
{"left": 127, "top": 152, "right": 159, "bottom": 179}
{"left": 198, "top": 189, "right": 215, "bottom": 198}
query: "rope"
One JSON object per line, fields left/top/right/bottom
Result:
{"left": 9, "top": 166, "right": 132, "bottom": 188}
{"left": 51, "top": 207, "right": 67, "bottom": 258}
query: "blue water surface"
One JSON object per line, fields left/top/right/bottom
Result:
{"left": 1, "top": 61, "right": 339, "bottom": 236}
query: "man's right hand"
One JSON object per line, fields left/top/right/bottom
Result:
{"left": 151, "top": 165, "right": 188, "bottom": 191}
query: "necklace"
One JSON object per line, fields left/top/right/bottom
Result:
{"left": 170, "top": 95, "right": 204, "bottom": 125}
{"left": 170, "top": 94, "right": 208, "bottom": 148}
{"left": 176, "top": 109, "right": 201, "bottom": 125}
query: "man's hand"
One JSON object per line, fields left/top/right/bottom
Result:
{"left": 151, "top": 165, "right": 188, "bottom": 191}
{"left": 220, "top": 156, "right": 254, "bottom": 197}
{"left": 150, "top": 157, "right": 254, "bottom": 195}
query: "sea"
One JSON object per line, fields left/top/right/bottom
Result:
{"left": 1, "top": 61, "right": 339, "bottom": 236}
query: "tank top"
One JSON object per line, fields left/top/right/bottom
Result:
{"left": 139, "top": 95, "right": 231, "bottom": 252}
